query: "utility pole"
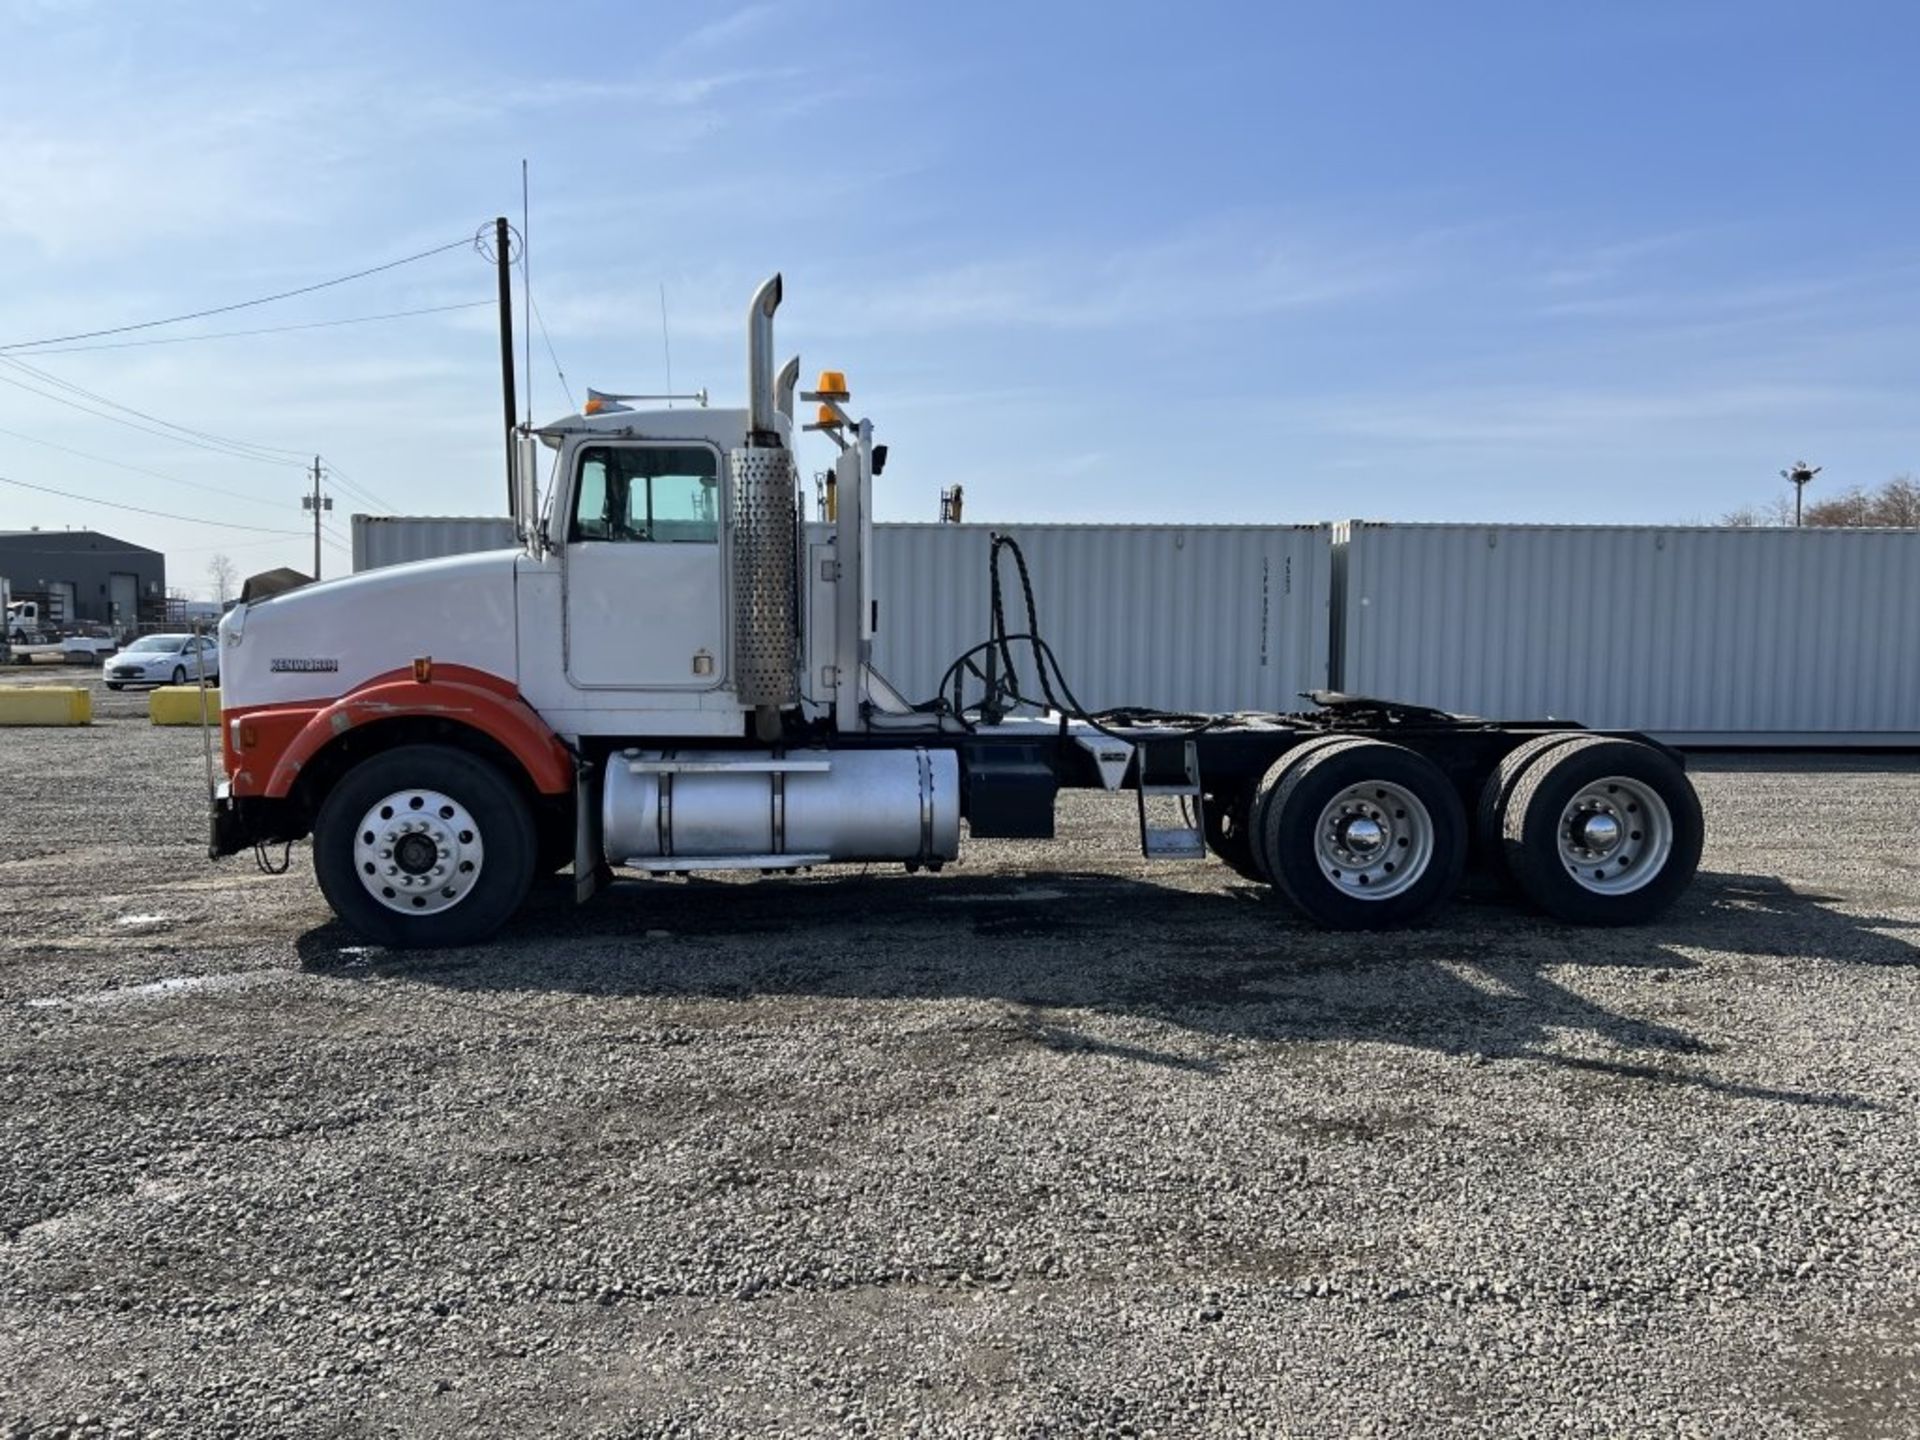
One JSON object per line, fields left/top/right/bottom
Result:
{"left": 1780, "top": 461, "right": 1822, "bottom": 526}
{"left": 495, "top": 215, "right": 518, "bottom": 515}
{"left": 301, "top": 455, "right": 332, "bottom": 579}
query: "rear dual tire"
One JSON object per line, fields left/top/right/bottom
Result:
{"left": 1202, "top": 792, "right": 1264, "bottom": 882}
{"left": 1494, "top": 735, "right": 1702, "bottom": 926}
{"left": 1220, "top": 731, "right": 1701, "bottom": 929}
{"left": 1251, "top": 738, "right": 1467, "bottom": 929}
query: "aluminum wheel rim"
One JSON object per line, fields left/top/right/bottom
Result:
{"left": 1313, "top": 781, "right": 1434, "bottom": 900}
{"left": 1557, "top": 776, "right": 1672, "bottom": 895}
{"left": 352, "top": 789, "right": 485, "bottom": 915}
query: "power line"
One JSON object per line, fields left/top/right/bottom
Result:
{"left": 322, "top": 476, "right": 383, "bottom": 513}
{"left": 2, "top": 358, "right": 396, "bottom": 516}
{"left": 0, "top": 355, "right": 310, "bottom": 463}
{"left": 0, "top": 422, "right": 291, "bottom": 512}
{"left": 529, "top": 292, "right": 577, "bottom": 412}
{"left": 319, "top": 457, "right": 396, "bottom": 514}
{"left": 168, "top": 534, "right": 307, "bottom": 555}
{"left": 318, "top": 460, "right": 385, "bottom": 509}
{"left": 13, "top": 299, "right": 495, "bottom": 356}
{"left": 0, "top": 473, "right": 309, "bottom": 534}
{"left": 0, "top": 234, "right": 478, "bottom": 353}
{"left": 0, "top": 368, "right": 313, "bottom": 470}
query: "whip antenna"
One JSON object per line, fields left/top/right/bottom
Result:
{"left": 660, "top": 284, "right": 674, "bottom": 409}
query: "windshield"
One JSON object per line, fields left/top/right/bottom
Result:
{"left": 127, "top": 636, "right": 186, "bottom": 653}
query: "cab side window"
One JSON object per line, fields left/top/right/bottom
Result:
{"left": 568, "top": 445, "right": 719, "bottom": 543}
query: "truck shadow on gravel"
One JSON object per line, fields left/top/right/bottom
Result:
{"left": 296, "top": 867, "right": 1905, "bottom": 1112}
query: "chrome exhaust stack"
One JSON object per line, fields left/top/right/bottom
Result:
{"left": 774, "top": 354, "right": 801, "bottom": 423}
{"left": 746, "top": 274, "right": 783, "bottom": 444}
{"left": 733, "top": 277, "right": 799, "bottom": 733}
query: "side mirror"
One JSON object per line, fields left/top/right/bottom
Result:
{"left": 513, "top": 432, "right": 544, "bottom": 553}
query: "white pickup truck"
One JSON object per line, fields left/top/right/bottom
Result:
{"left": 4, "top": 599, "right": 118, "bottom": 665}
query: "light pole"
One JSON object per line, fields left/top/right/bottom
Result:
{"left": 1780, "top": 461, "right": 1821, "bottom": 526}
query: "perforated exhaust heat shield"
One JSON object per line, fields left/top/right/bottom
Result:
{"left": 729, "top": 446, "right": 800, "bottom": 706}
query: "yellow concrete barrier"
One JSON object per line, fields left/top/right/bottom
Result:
{"left": 150, "top": 685, "right": 221, "bottom": 726}
{"left": 0, "top": 687, "right": 93, "bottom": 726}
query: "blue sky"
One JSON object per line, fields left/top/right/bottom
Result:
{"left": 1, "top": 0, "right": 1916, "bottom": 594}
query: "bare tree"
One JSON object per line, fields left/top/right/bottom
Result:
{"left": 207, "top": 553, "right": 238, "bottom": 606}
{"left": 1875, "top": 474, "right": 1920, "bottom": 527}
{"left": 1721, "top": 494, "right": 1795, "bottom": 526}
{"left": 1725, "top": 475, "right": 1920, "bottom": 528}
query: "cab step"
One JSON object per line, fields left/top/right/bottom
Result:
{"left": 1136, "top": 737, "right": 1206, "bottom": 860}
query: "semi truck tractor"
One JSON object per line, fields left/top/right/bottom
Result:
{"left": 209, "top": 275, "right": 1703, "bottom": 946}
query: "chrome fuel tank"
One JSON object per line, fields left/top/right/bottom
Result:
{"left": 602, "top": 748, "right": 959, "bottom": 867}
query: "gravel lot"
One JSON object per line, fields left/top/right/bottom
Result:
{"left": 2, "top": 669, "right": 1918, "bottom": 1437}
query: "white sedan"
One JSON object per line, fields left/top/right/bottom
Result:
{"left": 104, "top": 634, "right": 220, "bottom": 690}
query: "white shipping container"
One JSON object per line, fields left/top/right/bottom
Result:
{"left": 869, "top": 524, "right": 1334, "bottom": 713}
{"left": 1334, "top": 522, "right": 1920, "bottom": 745}
{"left": 353, "top": 515, "right": 516, "bottom": 572}
{"left": 352, "top": 515, "right": 1336, "bottom": 714}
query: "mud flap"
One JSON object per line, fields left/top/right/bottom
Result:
{"left": 573, "top": 760, "right": 604, "bottom": 905}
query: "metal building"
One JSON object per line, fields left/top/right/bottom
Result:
{"left": 0, "top": 529, "right": 166, "bottom": 634}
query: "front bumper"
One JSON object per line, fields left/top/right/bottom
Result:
{"left": 209, "top": 782, "right": 245, "bottom": 858}
{"left": 209, "top": 782, "right": 305, "bottom": 859}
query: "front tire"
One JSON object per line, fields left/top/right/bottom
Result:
{"left": 1255, "top": 738, "right": 1466, "bottom": 929}
{"left": 170, "top": 666, "right": 187, "bottom": 685}
{"left": 313, "top": 745, "right": 537, "bottom": 947}
{"left": 1500, "top": 736, "right": 1702, "bottom": 925}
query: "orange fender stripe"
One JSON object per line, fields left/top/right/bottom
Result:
{"left": 228, "top": 664, "right": 572, "bottom": 799}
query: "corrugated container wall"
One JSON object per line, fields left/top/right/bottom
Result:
{"left": 1335, "top": 523, "right": 1920, "bottom": 745}
{"left": 352, "top": 515, "right": 516, "bottom": 572}
{"left": 870, "top": 524, "right": 1333, "bottom": 713}
{"left": 351, "top": 515, "right": 1335, "bottom": 712}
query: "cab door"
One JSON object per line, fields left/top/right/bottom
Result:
{"left": 563, "top": 441, "right": 727, "bottom": 690}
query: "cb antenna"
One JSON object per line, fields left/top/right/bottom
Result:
{"left": 522, "top": 160, "right": 533, "bottom": 425}
{"left": 659, "top": 283, "right": 674, "bottom": 409}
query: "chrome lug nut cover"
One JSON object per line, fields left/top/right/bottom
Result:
{"left": 1556, "top": 776, "right": 1673, "bottom": 895}
{"left": 351, "top": 789, "right": 484, "bottom": 915}
{"left": 1314, "top": 780, "right": 1434, "bottom": 900}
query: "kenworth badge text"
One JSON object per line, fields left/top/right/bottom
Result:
{"left": 209, "top": 276, "right": 1703, "bottom": 946}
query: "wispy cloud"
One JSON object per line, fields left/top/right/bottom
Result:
{"left": 0, "top": 103, "right": 304, "bottom": 255}
{"left": 1531, "top": 228, "right": 1714, "bottom": 290}
{"left": 1291, "top": 381, "right": 1902, "bottom": 449}
{"left": 809, "top": 219, "right": 1426, "bottom": 336}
